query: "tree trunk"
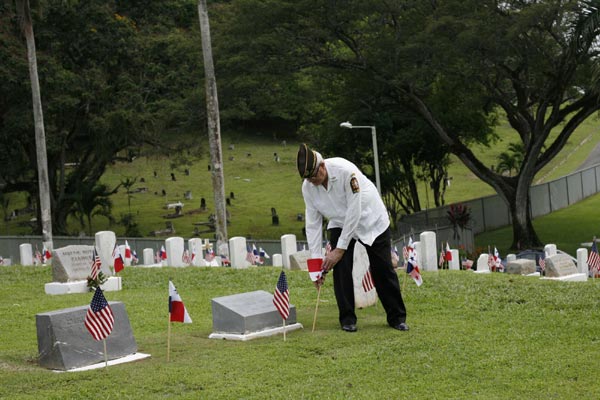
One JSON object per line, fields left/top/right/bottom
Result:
{"left": 197, "top": 0, "right": 228, "bottom": 253}
{"left": 21, "top": 0, "right": 53, "bottom": 250}
{"left": 508, "top": 190, "right": 542, "bottom": 251}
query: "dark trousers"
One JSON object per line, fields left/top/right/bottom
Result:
{"left": 328, "top": 227, "right": 407, "bottom": 327}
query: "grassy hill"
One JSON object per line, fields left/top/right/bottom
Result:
{"left": 1, "top": 115, "right": 599, "bottom": 252}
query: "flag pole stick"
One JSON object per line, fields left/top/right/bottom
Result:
{"left": 283, "top": 319, "right": 286, "bottom": 341}
{"left": 103, "top": 339, "right": 108, "bottom": 369}
{"left": 312, "top": 285, "right": 321, "bottom": 333}
{"left": 402, "top": 271, "right": 407, "bottom": 291}
{"left": 167, "top": 316, "right": 171, "bottom": 362}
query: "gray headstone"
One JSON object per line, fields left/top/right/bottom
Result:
{"left": 506, "top": 259, "right": 536, "bottom": 275}
{"left": 36, "top": 301, "right": 137, "bottom": 371}
{"left": 52, "top": 245, "right": 95, "bottom": 282}
{"left": 545, "top": 254, "right": 578, "bottom": 277}
{"left": 289, "top": 250, "right": 310, "bottom": 271}
{"left": 211, "top": 290, "right": 297, "bottom": 334}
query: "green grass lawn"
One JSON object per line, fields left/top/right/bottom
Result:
{"left": 2, "top": 265, "right": 600, "bottom": 399}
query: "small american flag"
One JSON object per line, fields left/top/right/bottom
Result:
{"left": 361, "top": 269, "right": 375, "bottom": 292}
{"left": 538, "top": 255, "right": 546, "bottom": 271}
{"left": 487, "top": 250, "right": 495, "bottom": 270}
{"left": 439, "top": 249, "right": 445, "bottom": 267}
{"left": 273, "top": 271, "right": 290, "bottom": 320}
{"left": 90, "top": 248, "right": 101, "bottom": 280}
{"left": 84, "top": 289, "right": 114, "bottom": 341}
{"left": 588, "top": 241, "right": 600, "bottom": 275}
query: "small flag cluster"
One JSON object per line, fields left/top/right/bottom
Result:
{"left": 405, "top": 238, "right": 423, "bottom": 286}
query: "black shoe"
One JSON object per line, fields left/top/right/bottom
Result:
{"left": 341, "top": 324, "right": 357, "bottom": 332}
{"left": 392, "top": 322, "right": 409, "bottom": 331}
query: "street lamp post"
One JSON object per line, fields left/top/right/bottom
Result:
{"left": 340, "top": 121, "right": 381, "bottom": 194}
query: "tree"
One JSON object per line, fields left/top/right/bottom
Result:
{"left": 250, "top": 0, "right": 600, "bottom": 250}
{"left": 0, "top": 1, "right": 203, "bottom": 235}
{"left": 68, "top": 182, "right": 114, "bottom": 236}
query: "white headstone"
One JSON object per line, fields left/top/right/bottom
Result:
{"left": 544, "top": 244, "right": 557, "bottom": 257}
{"left": 281, "top": 234, "right": 297, "bottom": 270}
{"left": 449, "top": 249, "right": 460, "bottom": 270}
{"left": 419, "top": 231, "right": 437, "bottom": 271}
{"left": 143, "top": 248, "right": 154, "bottom": 266}
{"left": 272, "top": 254, "right": 283, "bottom": 267}
{"left": 165, "top": 236, "right": 185, "bottom": 267}
{"left": 95, "top": 231, "right": 116, "bottom": 276}
{"left": 577, "top": 248, "right": 588, "bottom": 275}
{"left": 188, "top": 238, "right": 204, "bottom": 266}
{"left": 20, "top": 243, "right": 34, "bottom": 266}
{"left": 476, "top": 253, "right": 491, "bottom": 273}
{"left": 229, "top": 237, "right": 250, "bottom": 269}
{"left": 352, "top": 242, "right": 378, "bottom": 308}
{"left": 413, "top": 241, "right": 421, "bottom": 266}
{"left": 506, "top": 254, "right": 516, "bottom": 262}
{"left": 289, "top": 250, "right": 311, "bottom": 270}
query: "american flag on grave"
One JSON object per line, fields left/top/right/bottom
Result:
{"left": 361, "top": 269, "right": 375, "bottom": 292}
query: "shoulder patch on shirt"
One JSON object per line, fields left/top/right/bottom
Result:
{"left": 350, "top": 175, "right": 360, "bottom": 194}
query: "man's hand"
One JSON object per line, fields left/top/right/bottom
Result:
{"left": 322, "top": 248, "right": 345, "bottom": 272}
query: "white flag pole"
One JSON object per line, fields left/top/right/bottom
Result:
{"left": 103, "top": 339, "right": 108, "bottom": 369}
{"left": 283, "top": 319, "right": 287, "bottom": 341}
{"left": 167, "top": 315, "right": 171, "bottom": 362}
{"left": 312, "top": 286, "right": 321, "bottom": 333}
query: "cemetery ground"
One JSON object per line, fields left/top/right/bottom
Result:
{"left": 2, "top": 265, "right": 600, "bottom": 399}
{"left": 2, "top": 114, "right": 599, "bottom": 246}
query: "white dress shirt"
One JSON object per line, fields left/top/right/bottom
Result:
{"left": 302, "top": 157, "right": 390, "bottom": 259}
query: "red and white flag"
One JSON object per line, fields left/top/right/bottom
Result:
{"left": 169, "top": 281, "right": 192, "bottom": 323}
{"left": 307, "top": 258, "right": 324, "bottom": 282}
{"left": 361, "top": 269, "right": 375, "bottom": 292}
{"left": 42, "top": 245, "right": 52, "bottom": 263}
{"left": 112, "top": 244, "right": 124, "bottom": 273}
{"left": 159, "top": 245, "right": 167, "bottom": 260}
{"left": 445, "top": 242, "right": 453, "bottom": 261}
{"left": 124, "top": 240, "right": 132, "bottom": 259}
{"left": 410, "top": 265, "right": 423, "bottom": 287}
{"left": 84, "top": 288, "right": 114, "bottom": 341}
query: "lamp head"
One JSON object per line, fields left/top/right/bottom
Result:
{"left": 339, "top": 121, "right": 353, "bottom": 129}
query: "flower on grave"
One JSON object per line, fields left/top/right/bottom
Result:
{"left": 87, "top": 271, "right": 108, "bottom": 290}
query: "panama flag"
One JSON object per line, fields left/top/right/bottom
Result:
{"left": 42, "top": 245, "right": 52, "bottom": 263}
{"left": 406, "top": 238, "right": 423, "bottom": 286}
{"left": 169, "top": 281, "right": 192, "bottom": 323}
{"left": 259, "top": 247, "right": 270, "bottom": 259}
{"left": 112, "top": 244, "right": 124, "bottom": 273}
{"left": 307, "top": 258, "right": 324, "bottom": 282}
{"left": 160, "top": 245, "right": 167, "bottom": 260}
{"left": 190, "top": 245, "right": 197, "bottom": 262}
{"left": 252, "top": 244, "right": 262, "bottom": 264}
{"left": 124, "top": 240, "right": 132, "bottom": 259}
{"left": 445, "top": 242, "right": 452, "bottom": 261}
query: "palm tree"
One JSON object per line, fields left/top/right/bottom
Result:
{"left": 16, "top": 0, "right": 53, "bottom": 249}
{"left": 198, "top": 0, "right": 228, "bottom": 252}
{"left": 69, "top": 182, "right": 114, "bottom": 236}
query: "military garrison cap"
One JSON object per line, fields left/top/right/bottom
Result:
{"left": 297, "top": 144, "right": 322, "bottom": 178}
